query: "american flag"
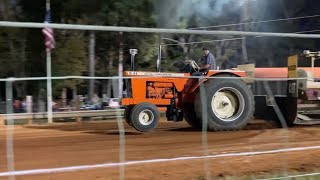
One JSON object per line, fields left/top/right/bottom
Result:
{"left": 42, "top": 10, "right": 55, "bottom": 50}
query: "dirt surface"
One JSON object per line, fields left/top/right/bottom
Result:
{"left": 1, "top": 120, "right": 320, "bottom": 180}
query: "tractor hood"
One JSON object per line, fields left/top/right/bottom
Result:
{"left": 123, "top": 71, "right": 189, "bottom": 77}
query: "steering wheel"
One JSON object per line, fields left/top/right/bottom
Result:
{"left": 185, "top": 60, "right": 200, "bottom": 72}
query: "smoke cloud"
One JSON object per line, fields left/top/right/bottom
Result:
{"left": 152, "top": 0, "right": 240, "bottom": 28}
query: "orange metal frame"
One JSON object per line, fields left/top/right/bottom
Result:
{"left": 121, "top": 70, "right": 247, "bottom": 106}
{"left": 254, "top": 67, "right": 320, "bottom": 78}
{"left": 121, "top": 65, "right": 320, "bottom": 111}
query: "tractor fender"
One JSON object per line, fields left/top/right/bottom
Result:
{"left": 188, "top": 72, "right": 242, "bottom": 94}
{"left": 180, "top": 72, "right": 242, "bottom": 107}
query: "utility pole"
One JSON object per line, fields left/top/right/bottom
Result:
{"left": 106, "top": 51, "right": 113, "bottom": 98}
{"left": 240, "top": 1, "right": 249, "bottom": 64}
{"left": 88, "top": 31, "right": 95, "bottom": 100}
{"left": 44, "top": 0, "right": 53, "bottom": 124}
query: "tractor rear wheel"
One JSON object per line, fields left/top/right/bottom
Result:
{"left": 183, "top": 104, "right": 201, "bottom": 129}
{"left": 130, "top": 102, "right": 160, "bottom": 132}
{"left": 194, "top": 77, "right": 255, "bottom": 131}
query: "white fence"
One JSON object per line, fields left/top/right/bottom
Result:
{"left": 0, "top": 20, "right": 319, "bottom": 180}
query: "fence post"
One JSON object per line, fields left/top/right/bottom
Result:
{"left": 75, "top": 95, "right": 82, "bottom": 123}
{"left": 62, "top": 88, "right": 67, "bottom": 108}
{"left": 6, "top": 80, "right": 13, "bottom": 124}
{"left": 0, "top": 115, "right": 3, "bottom": 128}
{"left": 26, "top": 96, "right": 33, "bottom": 124}
{"left": 6, "top": 79, "right": 16, "bottom": 179}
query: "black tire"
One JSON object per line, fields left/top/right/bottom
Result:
{"left": 194, "top": 77, "right": 255, "bottom": 131}
{"left": 124, "top": 106, "right": 134, "bottom": 126}
{"left": 130, "top": 102, "right": 160, "bottom": 132}
{"left": 275, "top": 96, "right": 297, "bottom": 127}
{"left": 183, "top": 104, "right": 202, "bottom": 129}
{"left": 254, "top": 96, "right": 295, "bottom": 128}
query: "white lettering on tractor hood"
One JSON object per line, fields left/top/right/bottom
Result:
{"left": 125, "top": 71, "right": 186, "bottom": 77}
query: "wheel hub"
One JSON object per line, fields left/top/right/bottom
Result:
{"left": 211, "top": 88, "right": 245, "bottom": 122}
{"left": 138, "top": 109, "right": 154, "bottom": 126}
{"left": 212, "top": 92, "right": 236, "bottom": 119}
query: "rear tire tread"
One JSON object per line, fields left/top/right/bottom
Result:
{"left": 195, "top": 76, "right": 255, "bottom": 131}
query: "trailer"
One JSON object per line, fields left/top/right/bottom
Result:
{"left": 254, "top": 50, "right": 320, "bottom": 126}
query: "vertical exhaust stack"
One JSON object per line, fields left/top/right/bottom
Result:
{"left": 157, "top": 34, "right": 162, "bottom": 72}
{"left": 130, "top": 49, "right": 138, "bottom": 71}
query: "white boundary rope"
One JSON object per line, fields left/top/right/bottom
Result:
{"left": 0, "top": 145, "right": 320, "bottom": 177}
{"left": 0, "top": 76, "right": 314, "bottom": 82}
{"left": 1, "top": 21, "right": 320, "bottom": 38}
{"left": 1, "top": 20, "right": 320, "bottom": 180}
{"left": 259, "top": 172, "right": 320, "bottom": 180}
{"left": 190, "top": 14, "right": 320, "bottom": 30}
{"left": 162, "top": 29, "right": 320, "bottom": 46}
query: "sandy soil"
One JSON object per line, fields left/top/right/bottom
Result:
{"left": 0, "top": 120, "right": 320, "bottom": 180}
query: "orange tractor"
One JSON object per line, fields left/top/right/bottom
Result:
{"left": 121, "top": 50, "right": 320, "bottom": 132}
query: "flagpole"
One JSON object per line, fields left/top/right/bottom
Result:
{"left": 46, "top": 0, "right": 53, "bottom": 124}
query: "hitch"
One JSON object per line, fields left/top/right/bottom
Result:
{"left": 166, "top": 98, "right": 183, "bottom": 122}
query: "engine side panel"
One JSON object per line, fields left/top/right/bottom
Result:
{"left": 122, "top": 72, "right": 189, "bottom": 106}
{"left": 122, "top": 70, "right": 248, "bottom": 106}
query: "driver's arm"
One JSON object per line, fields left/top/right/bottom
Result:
{"left": 199, "top": 64, "right": 210, "bottom": 71}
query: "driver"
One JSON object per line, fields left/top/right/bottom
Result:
{"left": 198, "top": 47, "right": 217, "bottom": 71}
{"left": 191, "top": 47, "right": 216, "bottom": 76}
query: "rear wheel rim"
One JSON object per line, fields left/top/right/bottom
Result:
{"left": 138, "top": 109, "right": 154, "bottom": 126}
{"left": 211, "top": 87, "right": 245, "bottom": 122}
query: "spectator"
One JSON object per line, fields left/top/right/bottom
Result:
{"left": 102, "top": 94, "right": 109, "bottom": 107}
{"left": 13, "top": 98, "right": 22, "bottom": 113}
{"left": 21, "top": 98, "right": 26, "bottom": 113}
{"left": 52, "top": 101, "right": 58, "bottom": 112}
{"left": 92, "top": 94, "right": 102, "bottom": 110}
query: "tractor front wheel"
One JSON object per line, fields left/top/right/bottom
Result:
{"left": 130, "top": 102, "right": 160, "bottom": 132}
{"left": 124, "top": 106, "right": 134, "bottom": 126}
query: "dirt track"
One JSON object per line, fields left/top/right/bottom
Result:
{"left": 1, "top": 120, "right": 320, "bottom": 180}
